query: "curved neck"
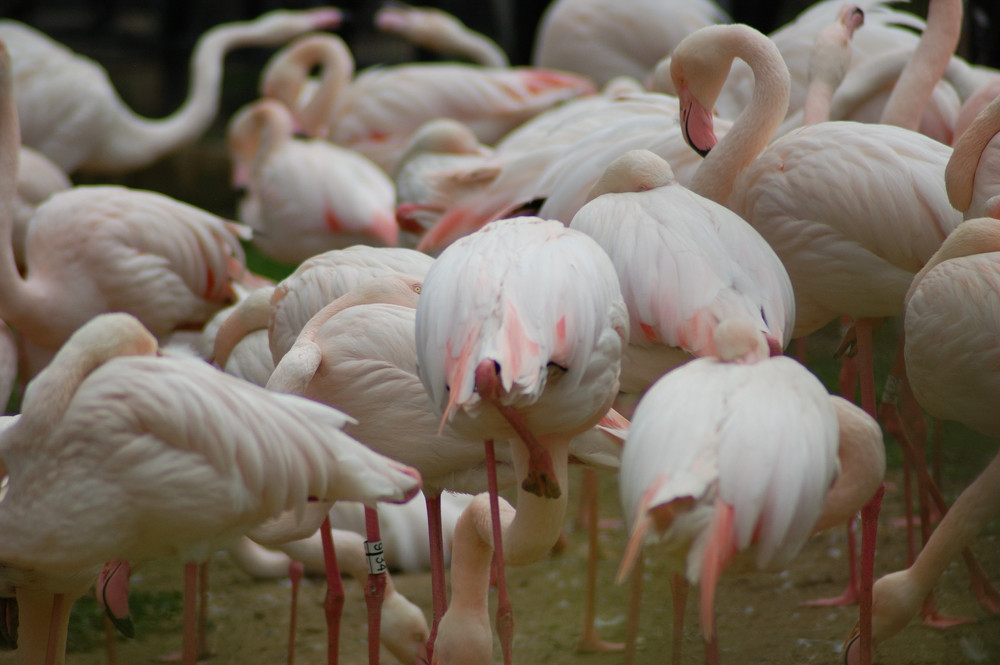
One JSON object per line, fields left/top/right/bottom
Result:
{"left": 94, "top": 12, "right": 333, "bottom": 172}
{"left": 905, "top": 218, "right": 1000, "bottom": 305}
{"left": 945, "top": 93, "right": 1000, "bottom": 213}
{"left": 879, "top": 0, "right": 963, "bottom": 129}
{"left": 501, "top": 435, "right": 570, "bottom": 565}
{"left": 436, "top": 28, "right": 508, "bottom": 67}
{"left": 688, "top": 28, "right": 791, "bottom": 205}
{"left": 265, "top": 35, "right": 354, "bottom": 139}
{"left": 908, "top": 452, "right": 1000, "bottom": 596}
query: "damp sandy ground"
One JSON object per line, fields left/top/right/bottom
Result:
{"left": 42, "top": 458, "right": 1000, "bottom": 665}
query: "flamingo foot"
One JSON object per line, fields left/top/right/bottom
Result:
{"left": 921, "top": 611, "right": 976, "bottom": 629}
{"left": 799, "top": 583, "right": 859, "bottom": 607}
{"left": 968, "top": 567, "right": 1000, "bottom": 614}
{"left": 575, "top": 633, "right": 625, "bottom": 653}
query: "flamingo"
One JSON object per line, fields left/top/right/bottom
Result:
{"left": 373, "top": 3, "right": 509, "bottom": 68}
{"left": 266, "top": 273, "right": 625, "bottom": 660}
{"left": 708, "top": 0, "right": 964, "bottom": 144}
{"left": 211, "top": 245, "right": 435, "bottom": 376}
{"left": 415, "top": 216, "right": 628, "bottom": 664}
{"left": 616, "top": 319, "right": 841, "bottom": 665}
{"left": 668, "top": 5, "right": 974, "bottom": 659}
{"left": 0, "top": 8, "right": 343, "bottom": 175}
{"left": 0, "top": 37, "right": 253, "bottom": 367}
{"left": 227, "top": 98, "right": 398, "bottom": 265}
{"left": 841, "top": 217, "right": 1000, "bottom": 662}
{"left": 569, "top": 149, "right": 794, "bottom": 401}
{"left": 531, "top": 0, "right": 729, "bottom": 87}
{"left": 0, "top": 312, "right": 422, "bottom": 665}
{"left": 258, "top": 32, "right": 596, "bottom": 172}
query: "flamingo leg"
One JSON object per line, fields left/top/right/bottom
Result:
{"left": 424, "top": 491, "right": 447, "bottom": 662}
{"left": 197, "top": 561, "right": 212, "bottom": 660}
{"left": 801, "top": 336, "right": 861, "bottom": 606}
{"left": 855, "top": 482, "right": 884, "bottom": 665}
{"left": 575, "top": 468, "right": 624, "bottom": 653}
{"left": 45, "top": 593, "right": 63, "bottom": 665}
{"left": 484, "top": 439, "right": 514, "bottom": 665}
{"left": 287, "top": 561, "right": 304, "bottom": 665}
{"left": 320, "top": 515, "right": 344, "bottom": 665}
{"left": 622, "top": 555, "right": 644, "bottom": 665}
{"left": 182, "top": 564, "right": 198, "bottom": 665}
{"left": 671, "top": 572, "right": 689, "bottom": 665}
{"left": 800, "top": 518, "right": 859, "bottom": 606}
{"left": 363, "top": 507, "right": 387, "bottom": 665}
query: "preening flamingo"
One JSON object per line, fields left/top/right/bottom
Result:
{"left": 227, "top": 98, "right": 398, "bottom": 265}
{"left": 841, "top": 217, "right": 1000, "bottom": 662}
{"left": 259, "top": 32, "right": 596, "bottom": 172}
{"left": 616, "top": 320, "right": 841, "bottom": 665}
{"left": 569, "top": 149, "right": 794, "bottom": 402}
{"left": 374, "top": 3, "right": 509, "bottom": 68}
{"left": 415, "top": 216, "right": 628, "bottom": 664}
{"left": 0, "top": 313, "right": 422, "bottom": 665}
{"left": 211, "top": 245, "right": 434, "bottom": 376}
{"left": 0, "top": 8, "right": 344, "bottom": 175}
{"left": 266, "top": 273, "right": 624, "bottom": 660}
{"left": 532, "top": 0, "right": 729, "bottom": 87}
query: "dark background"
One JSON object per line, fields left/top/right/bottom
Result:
{"left": 2, "top": 1, "right": 999, "bottom": 123}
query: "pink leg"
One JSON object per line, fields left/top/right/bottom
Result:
{"left": 424, "top": 492, "right": 447, "bottom": 662}
{"left": 320, "top": 515, "right": 344, "bottom": 665}
{"left": 801, "top": 335, "right": 861, "bottom": 607}
{"left": 855, "top": 483, "right": 884, "bottom": 665}
{"left": 182, "top": 564, "right": 198, "bottom": 665}
{"left": 363, "top": 507, "right": 387, "bottom": 665}
{"left": 287, "top": 561, "right": 304, "bottom": 665}
{"left": 622, "top": 556, "right": 644, "bottom": 665}
{"left": 576, "top": 468, "right": 624, "bottom": 652}
{"left": 45, "top": 593, "right": 63, "bottom": 665}
{"left": 197, "top": 562, "right": 212, "bottom": 660}
{"left": 670, "top": 572, "right": 689, "bottom": 665}
{"left": 485, "top": 440, "right": 514, "bottom": 665}
{"left": 800, "top": 517, "right": 859, "bottom": 606}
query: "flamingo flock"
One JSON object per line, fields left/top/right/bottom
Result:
{"left": 0, "top": 2, "right": 998, "bottom": 665}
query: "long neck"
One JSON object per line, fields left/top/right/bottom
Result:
{"left": 907, "top": 451, "right": 1000, "bottom": 598}
{"left": 879, "top": 0, "right": 962, "bottom": 129}
{"left": 688, "top": 28, "right": 791, "bottom": 205}
{"left": 945, "top": 93, "right": 1000, "bottom": 213}
{"left": 0, "top": 48, "right": 36, "bottom": 334}
{"left": 92, "top": 15, "right": 327, "bottom": 172}
{"left": 502, "top": 435, "right": 570, "bottom": 565}
{"left": 287, "top": 37, "right": 354, "bottom": 139}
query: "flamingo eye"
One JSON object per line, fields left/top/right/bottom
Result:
{"left": 414, "top": 285, "right": 422, "bottom": 294}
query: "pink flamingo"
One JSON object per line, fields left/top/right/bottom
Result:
{"left": 0, "top": 313, "right": 421, "bottom": 665}
{"left": 532, "top": 0, "right": 728, "bottom": 87}
{"left": 0, "top": 8, "right": 343, "bottom": 175}
{"left": 227, "top": 98, "right": 398, "bottom": 265}
{"left": 842, "top": 216, "right": 1000, "bottom": 662}
{"left": 946, "top": 87, "right": 1000, "bottom": 220}
{"left": 616, "top": 320, "right": 849, "bottom": 665}
{"left": 259, "top": 33, "right": 595, "bottom": 173}
{"left": 0, "top": 37, "right": 252, "bottom": 368}
{"left": 414, "top": 216, "right": 628, "bottom": 664}
{"left": 373, "top": 3, "right": 509, "bottom": 68}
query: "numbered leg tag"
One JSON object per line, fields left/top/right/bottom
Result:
{"left": 365, "top": 540, "right": 387, "bottom": 575}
